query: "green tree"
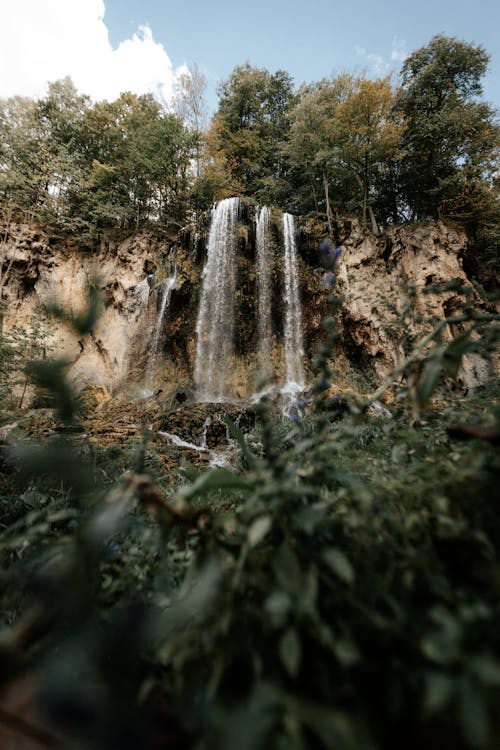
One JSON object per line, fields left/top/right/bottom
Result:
{"left": 396, "top": 35, "right": 499, "bottom": 221}
{"left": 286, "top": 75, "right": 401, "bottom": 233}
{"left": 209, "top": 63, "right": 295, "bottom": 201}
{"left": 0, "top": 95, "right": 45, "bottom": 213}
{"left": 78, "top": 93, "right": 195, "bottom": 231}
{"left": 285, "top": 76, "right": 354, "bottom": 231}
{"left": 334, "top": 76, "right": 402, "bottom": 234}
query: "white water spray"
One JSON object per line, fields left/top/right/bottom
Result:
{"left": 256, "top": 206, "right": 273, "bottom": 375}
{"left": 145, "top": 267, "right": 177, "bottom": 386}
{"left": 194, "top": 197, "right": 240, "bottom": 400}
{"left": 282, "top": 212, "right": 305, "bottom": 389}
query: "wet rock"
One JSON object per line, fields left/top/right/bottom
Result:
{"left": 159, "top": 402, "right": 258, "bottom": 450}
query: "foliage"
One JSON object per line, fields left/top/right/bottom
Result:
{"left": 207, "top": 63, "right": 296, "bottom": 203}
{"left": 396, "top": 35, "right": 500, "bottom": 226}
{"left": 0, "top": 306, "right": 53, "bottom": 409}
{"left": 0, "top": 36, "right": 498, "bottom": 284}
{"left": 0, "top": 84, "right": 196, "bottom": 237}
{"left": 285, "top": 75, "right": 403, "bottom": 234}
{"left": 0, "top": 282, "right": 499, "bottom": 749}
{"left": 284, "top": 76, "right": 354, "bottom": 227}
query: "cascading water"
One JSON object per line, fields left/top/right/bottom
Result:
{"left": 256, "top": 206, "right": 273, "bottom": 376}
{"left": 282, "top": 212, "right": 305, "bottom": 389}
{"left": 194, "top": 197, "right": 240, "bottom": 400}
{"left": 145, "top": 267, "right": 177, "bottom": 387}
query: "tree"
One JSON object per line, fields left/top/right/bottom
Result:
{"left": 0, "top": 95, "right": 45, "bottom": 212}
{"left": 77, "top": 93, "right": 195, "bottom": 231}
{"left": 209, "top": 64, "right": 295, "bottom": 201}
{"left": 333, "top": 76, "right": 402, "bottom": 234}
{"left": 396, "top": 35, "right": 499, "bottom": 221}
{"left": 174, "top": 64, "right": 208, "bottom": 179}
{"left": 286, "top": 75, "right": 402, "bottom": 233}
{"left": 285, "top": 76, "right": 354, "bottom": 231}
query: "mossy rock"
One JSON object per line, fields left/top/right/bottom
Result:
{"left": 77, "top": 384, "right": 112, "bottom": 416}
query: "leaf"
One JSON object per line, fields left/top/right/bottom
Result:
{"left": 264, "top": 590, "right": 292, "bottom": 626}
{"left": 416, "top": 354, "right": 443, "bottom": 407}
{"left": 179, "top": 467, "right": 250, "bottom": 500}
{"left": 223, "top": 415, "right": 258, "bottom": 470}
{"left": 279, "top": 628, "right": 301, "bottom": 678}
{"left": 423, "top": 671, "right": 454, "bottom": 714}
{"left": 333, "top": 638, "right": 360, "bottom": 667}
{"left": 248, "top": 515, "right": 272, "bottom": 547}
{"left": 459, "top": 676, "right": 489, "bottom": 748}
{"left": 322, "top": 548, "right": 355, "bottom": 585}
{"left": 299, "top": 705, "right": 356, "bottom": 750}
{"left": 469, "top": 655, "right": 500, "bottom": 686}
{"left": 442, "top": 329, "right": 472, "bottom": 377}
{"left": 151, "top": 560, "right": 221, "bottom": 647}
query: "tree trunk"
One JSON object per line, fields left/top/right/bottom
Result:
{"left": 351, "top": 168, "right": 379, "bottom": 235}
{"left": 322, "top": 172, "right": 333, "bottom": 235}
{"left": 368, "top": 204, "right": 380, "bottom": 235}
{"left": 311, "top": 179, "right": 318, "bottom": 212}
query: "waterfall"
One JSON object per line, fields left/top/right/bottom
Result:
{"left": 145, "top": 267, "right": 177, "bottom": 386}
{"left": 256, "top": 206, "right": 273, "bottom": 377}
{"left": 194, "top": 197, "right": 240, "bottom": 400}
{"left": 282, "top": 212, "right": 305, "bottom": 389}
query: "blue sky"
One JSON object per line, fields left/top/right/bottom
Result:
{"left": 103, "top": 0, "right": 500, "bottom": 111}
{"left": 0, "top": 0, "right": 498, "bottom": 111}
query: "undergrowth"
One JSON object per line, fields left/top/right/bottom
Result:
{"left": 0, "top": 286, "right": 499, "bottom": 750}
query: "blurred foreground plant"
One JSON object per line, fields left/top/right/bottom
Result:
{"left": 0, "top": 277, "right": 499, "bottom": 750}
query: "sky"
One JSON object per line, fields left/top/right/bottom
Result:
{"left": 0, "top": 0, "right": 499, "bottom": 113}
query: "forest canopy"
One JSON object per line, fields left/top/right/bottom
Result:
{"left": 0, "top": 34, "right": 498, "bottom": 280}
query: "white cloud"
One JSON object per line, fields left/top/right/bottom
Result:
{"left": 355, "top": 37, "right": 408, "bottom": 76}
{"left": 390, "top": 36, "right": 408, "bottom": 63}
{"left": 0, "top": 0, "right": 181, "bottom": 105}
{"left": 355, "top": 46, "right": 390, "bottom": 76}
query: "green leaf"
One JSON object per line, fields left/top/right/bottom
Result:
{"left": 423, "top": 671, "right": 454, "bottom": 714}
{"left": 333, "top": 638, "right": 360, "bottom": 667}
{"left": 279, "top": 628, "right": 301, "bottom": 678}
{"left": 322, "top": 548, "right": 355, "bottom": 585}
{"left": 459, "top": 676, "right": 489, "bottom": 748}
{"left": 442, "top": 330, "right": 472, "bottom": 377}
{"left": 248, "top": 515, "right": 272, "bottom": 547}
{"left": 417, "top": 354, "right": 443, "bottom": 407}
{"left": 264, "top": 590, "right": 292, "bottom": 626}
{"left": 469, "top": 655, "right": 500, "bottom": 686}
{"left": 223, "top": 415, "right": 258, "bottom": 470}
{"left": 299, "top": 705, "right": 356, "bottom": 750}
{"left": 179, "top": 467, "right": 250, "bottom": 500}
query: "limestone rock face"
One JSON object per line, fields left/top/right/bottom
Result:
{"left": 0, "top": 216, "right": 496, "bottom": 400}
{"left": 335, "top": 220, "right": 495, "bottom": 388}
{"left": 1, "top": 223, "right": 171, "bottom": 392}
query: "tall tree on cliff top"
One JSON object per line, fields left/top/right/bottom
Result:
{"left": 333, "top": 76, "right": 402, "bottom": 234}
{"left": 396, "top": 35, "right": 499, "bottom": 222}
{"left": 77, "top": 92, "right": 195, "bottom": 231}
{"left": 285, "top": 75, "right": 354, "bottom": 232}
{"left": 286, "top": 75, "right": 401, "bottom": 234}
{"left": 174, "top": 63, "right": 208, "bottom": 179}
{"left": 208, "top": 63, "right": 295, "bottom": 201}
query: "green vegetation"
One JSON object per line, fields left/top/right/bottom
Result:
{"left": 0, "top": 284, "right": 499, "bottom": 749}
{"left": 0, "top": 31, "right": 499, "bottom": 750}
{"left": 0, "top": 35, "right": 498, "bottom": 282}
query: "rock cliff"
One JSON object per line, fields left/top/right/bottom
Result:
{"left": 0, "top": 214, "right": 496, "bottom": 401}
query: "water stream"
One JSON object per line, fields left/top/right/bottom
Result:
{"left": 282, "top": 212, "right": 305, "bottom": 390}
{"left": 145, "top": 267, "right": 177, "bottom": 387}
{"left": 256, "top": 205, "right": 273, "bottom": 376}
{"left": 194, "top": 197, "right": 240, "bottom": 400}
